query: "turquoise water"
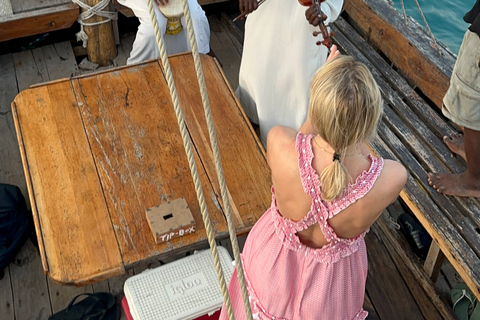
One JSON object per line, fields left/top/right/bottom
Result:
{"left": 392, "top": 0, "right": 474, "bottom": 54}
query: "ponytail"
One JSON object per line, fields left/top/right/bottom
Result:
{"left": 319, "top": 153, "right": 350, "bottom": 201}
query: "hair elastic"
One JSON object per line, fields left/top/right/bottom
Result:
{"left": 333, "top": 152, "right": 341, "bottom": 162}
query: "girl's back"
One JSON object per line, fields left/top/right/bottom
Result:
{"left": 267, "top": 126, "right": 406, "bottom": 249}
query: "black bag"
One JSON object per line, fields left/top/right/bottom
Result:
{"left": 0, "top": 183, "right": 31, "bottom": 279}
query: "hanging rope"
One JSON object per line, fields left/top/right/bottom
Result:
{"left": 144, "top": 0, "right": 253, "bottom": 319}
{"left": 399, "top": 0, "right": 407, "bottom": 25}
{"left": 397, "top": 0, "right": 440, "bottom": 54}
{"left": 72, "top": 0, "right": 117, "bottom": 47}
{"left": 180, "top": 0, "right": 253, "bottom": 319}
{"left": 411, "top": 0, "right": 440, "bottom": 53}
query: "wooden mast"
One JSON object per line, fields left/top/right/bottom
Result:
{"left": 83, "top": 0, "right": 117, "bottom": 66}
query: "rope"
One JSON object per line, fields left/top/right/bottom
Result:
{"left": 396, "top": 0, "right": 440, "bottom": 54}
{"left": 399, "top": 0, "right": 407, "bottom": 25}
{"left": 181, "top": 0, "right": 253, "bottom": 319}
{"left": 72, "top": 0, "right": 117, "bottom": 47}
{"left": 411, "top": 0, "right": 440, "bottom": 53}
{"left": 144, "top": 0, "right": 253, "bottom": 319}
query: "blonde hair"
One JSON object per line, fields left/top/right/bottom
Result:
{"left": 308, "top": 56, "right": 383, "bottom": 201}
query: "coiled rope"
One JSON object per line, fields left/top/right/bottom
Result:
{"left": 144, "top": 0, "right": 253, "bottom": 319}
{"left": 72, "top": 0, "right": 117, "bottom": 47}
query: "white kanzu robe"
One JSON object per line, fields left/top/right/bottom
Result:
{"left": 118, "top": 0, "right": 210, "bottom": 64}
{"left": 236, "top": 0, "right": 343, "bottom": 146}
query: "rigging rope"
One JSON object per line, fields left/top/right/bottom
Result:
{"left": 72, "top": 0, "right": 117, "bottom": 47}
{"left": 144, "top": 0, "right": 253, "bottom": 319}
{"left": 397, "top": 0, "right": 440, "bottom": 53}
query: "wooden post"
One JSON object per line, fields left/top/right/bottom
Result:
{"left": 423, "top": 241, "right": 445, "bottom": 282}
{"left": 83, "top": 0, "right": 117, "bottom": 66}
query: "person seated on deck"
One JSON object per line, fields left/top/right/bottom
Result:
{"left": 117, "top": 0, "right": 210, "bottom": 64}
{"left": 428, "top": 0, "right": 480, "bottom": 198}
{"left": 219, "top": 53, "right": 407, "bottom": 320}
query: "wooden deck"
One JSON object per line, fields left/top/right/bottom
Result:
{"left": 0, "top": 7, "right": 462, "bottom": 320}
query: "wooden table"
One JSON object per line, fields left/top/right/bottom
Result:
{"left": 11, "top": 54, "right": 271, "bottom": 286}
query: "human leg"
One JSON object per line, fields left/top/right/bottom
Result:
{"left": 118, "top": 0, "right": 167, "bottom": 64}
{"left": 428, "top": 30, "right": 480, "bottom": 197}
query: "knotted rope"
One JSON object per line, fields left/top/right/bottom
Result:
{"left": 72, "top": 0, "right": 117, "bottom": 47}
{"left": 144, "top": 0, "right": 253, "bottom": 319}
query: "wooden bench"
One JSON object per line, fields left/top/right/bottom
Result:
{"left": 0, "top": 0, "right": 78, "bottom": 42}
{"left": 338, "top": 0, "right": 480, "bottom": 310}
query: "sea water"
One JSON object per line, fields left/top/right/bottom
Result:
{"left": 391, "top": 0, "right": 474, "bottom": 54}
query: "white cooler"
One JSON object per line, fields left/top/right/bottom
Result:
{"left": 124, "top": 246, "right": 234, "bottom": 320}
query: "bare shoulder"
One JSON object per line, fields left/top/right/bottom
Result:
{"left": 377, "top": 158, "right": 408, "bottom": 195}
{"left": 266, "top": 126, "right": 298, "bottom": 166}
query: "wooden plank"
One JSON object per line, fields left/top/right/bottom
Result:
{"left": 13, "top": 49, "right": 49, "bottom": 91}
{"left": 365, "top": 230, "right": 426, "bottom": 319}
{"left": 343, "top": 0, "right": 455, "bottom": 109}
{"left": 0, "top": 54, "right": 28, "bottom": 205}
{"left": 71, "top": 61, "right": 228, "bottom": 267}
{"left": 374, "top": 216, "right": 454, "bottom": 319}
{"left": 9, "top": 240, "right": 52, "bottom": 320}
{"left": 48, "top": 279, "right": 93, "bottom": 314}
{"left": 113, "top": 33, "right": 135, "bottom": 67}
{"left": 424, "top": 241, "right": 445, "bottom": 281}
{"left": 220, "top": 12, "right": 244, "bottom": 49}
{"left": 168, "top": 54, "right": 271, "bottom": 235}
{"left": 0, "top": 266, "right": 14, "bottom": 320}
{"left": 363, "top": 293, "right": 379, "bottom": 319}
{"left": 0, "top": 4, "right": 78, "bottom": 42}
{"left": 12, "top": 81, "right": 124, "bottom": 285}
{"left": 208, "top": 15, "right": 242, "bottom": 89}
{"left": 11, "top": 0, "right": 71, "bottom": 13}
{"left": 41, "top": 42, "right": 79, "bottom": 79}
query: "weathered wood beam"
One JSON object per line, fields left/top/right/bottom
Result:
{"left": 343, "top": 0, "right": 456, "bottom": 109}
{"left": 0, "top": 4, "right": 78, "bottom": 42}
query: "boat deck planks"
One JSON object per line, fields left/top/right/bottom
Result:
{"left": 0, "top": 9, "right": 460, "bottom": 319}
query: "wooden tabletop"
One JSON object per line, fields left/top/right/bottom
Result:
{"left": 11, "top": 54, "right": 271, "bottom": 286}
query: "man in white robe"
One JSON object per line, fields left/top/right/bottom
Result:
{"left": 236, "top": 0, "right": 344, "bottom": 146}
{"left": 117, "top": 0, "right": 210, "bottom": 64}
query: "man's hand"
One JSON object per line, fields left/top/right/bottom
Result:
{"left": 305, "top": 4, "right": 327, "bottom": 27}
{"left": 239, "top": 0, "right": 258, "bottom": 16}
{"left": 154, "top": 0, "right": 169, "bottom": 7}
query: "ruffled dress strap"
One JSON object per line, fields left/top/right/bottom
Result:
{"left": 296, "top": 133, "right": 318, "bottom": 199}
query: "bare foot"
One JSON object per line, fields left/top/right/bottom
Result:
{"left": 443, "top": 133, "right": 466, "bottom": 161}
{"left": 428, "top": 171, "right": 480, "bottom": 197}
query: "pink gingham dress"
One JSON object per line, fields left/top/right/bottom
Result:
{"left": 219, "top": 133, "right": 384, "bottom": 320}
